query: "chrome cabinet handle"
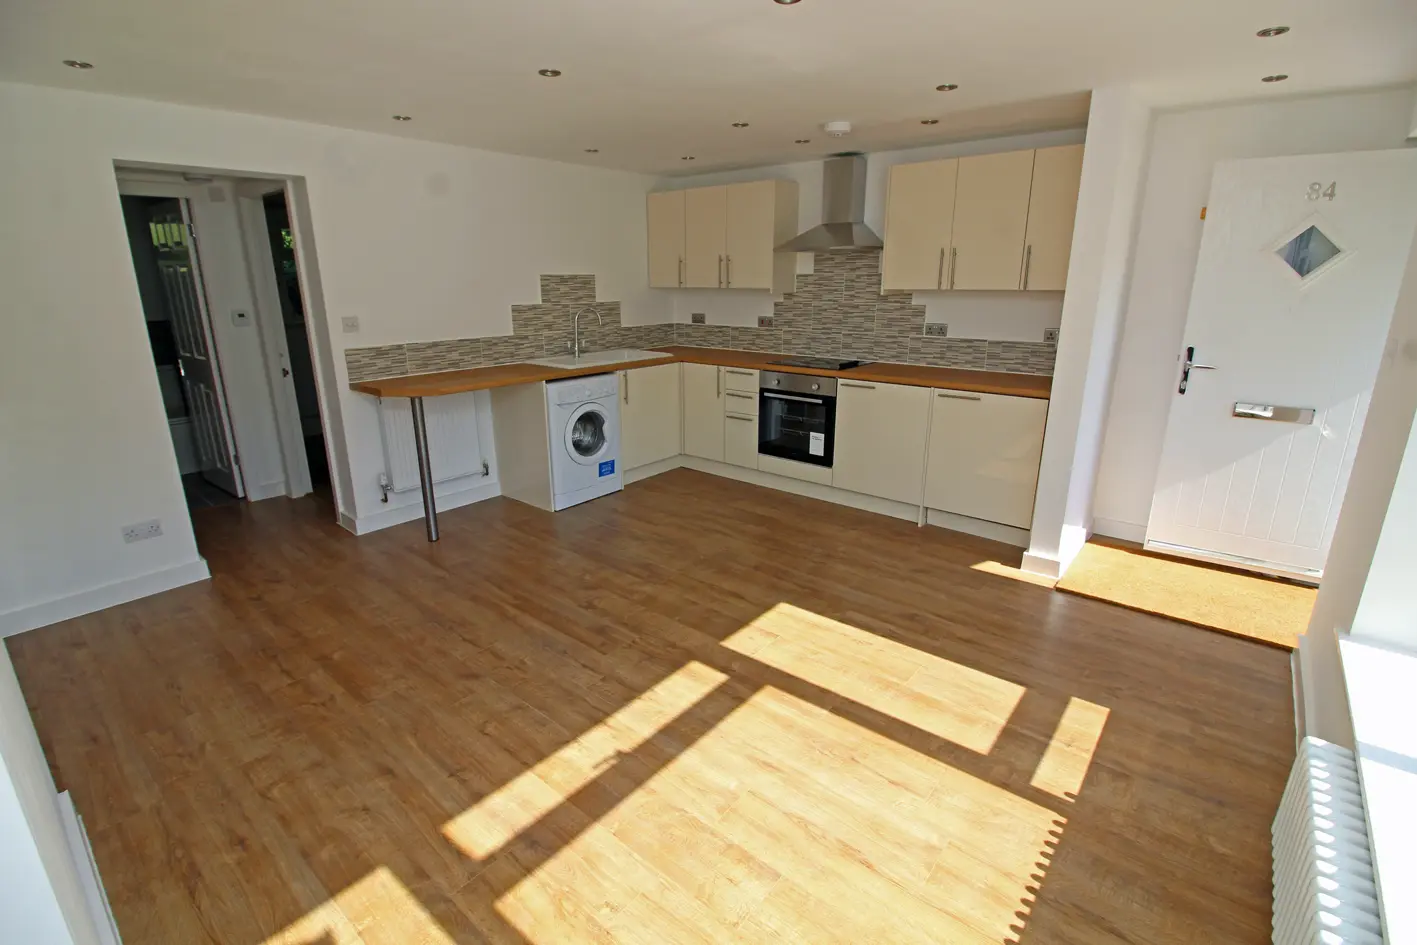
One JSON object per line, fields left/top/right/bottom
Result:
{"left": 678, "top": 257, "right": 685, "bottom": 287}
{"left": 937, "top": 391, "right": 981, "bottom": 401}
{"left": 623, "top": 371, "right": 630, "bottom": 404}
{"left": 725, "top": 391, "right": 754, "bottom": 399}
{"left": 948, "top": 247, "right": 958, "bottom": 289}
{"left": 726, "top": 369, "right": 754, "bottom": 376}
{"left": 1178, "top": 345, "right": 1218, "bottom": 395}
{"left": 726, "top": 414, "right": 754, "bottom": 422}
{"left": 716, "top": 366, "right": 721, "bottom": 397}
{"left": 841, "top": 382, "right": 876, "bottom": 390}
{"left": 1021, "top": 244, "right": 1033, "bottom": 290}
{"left": 937, "top": 248, "right": 946, "bottom": 290}
{"left": 726, "top": 254, "right": 732, "bottom": 287}
{"left": 718, "top": 255, "right": 725, "bottom": 288}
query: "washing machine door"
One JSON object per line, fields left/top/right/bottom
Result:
{"left": 563, "top": 402, "right": 611, "bottom": 466}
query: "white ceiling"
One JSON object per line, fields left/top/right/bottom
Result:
{"left": 2, "top": 0, "right": 1414, "bottom": 175}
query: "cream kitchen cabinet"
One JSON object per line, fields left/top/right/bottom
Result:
{"left": 681, "top": 362, "right": 725, "bottom": 462}
{"left": 832, "top": 380, "right": 931, "bottom": 505}
{"left": 880, "top": 144, "right": 1083, "bottom": 292}
{"left": 619, "top": 363, "right": 682, "bottom": 470}
{"left": 646, "top": 191, "right": 687, "bottom": 288}
{"left": 950, "top": 149, "right": 1036, "bottom": 291}
{"left": 1021, "top": 144, "right": 1084, "bottom": 291}
{"left": 881, "top": 157, "right": 959, "bottom": 291}
{"left": 650, "top": 180, "right": 798, "bottom": 293}
{"left": 924, "top": 389, "right": 1047, "bottom": 528}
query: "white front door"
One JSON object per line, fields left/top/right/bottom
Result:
{"left": 151, "top": 199, "right": 246, "bottom": 498}
{"left": 1146, "top": 150, "right": 1417, "bottom": 579}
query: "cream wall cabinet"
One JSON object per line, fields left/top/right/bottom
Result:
{"left": 1021, "top": 144, "right": 1084, "bottom": 291}
{"left": 950, "top": 149, "right": 1037, "bottom": 291}
{"left": 832, "top": 380, "right": 931, "bottom": 505}
{"left": 646, "top": 191, "right": 687, "bottom": 288}
{"left": 619, "top": 363, "right": 682, "bottom": 470}
{"left": 649, "top": 180, "right": 798, "bottom": 293}
{"left": 881, "top": 158, "right": 959, "bottom": 291}
{"left": 681, "top": 362, "right": 725, "bottom": 462}
{"left": 924, "top": 389, "right": 1047, "bottom": 528}
{"left": 880, "top": 144, "right": 1083, "bottom": 293}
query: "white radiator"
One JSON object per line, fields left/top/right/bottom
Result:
{"left": 1273, "top": 737, "right": 1383, "bottom": 944}
{"left": 377, "top": 393, "right": 487, "bottom": 493}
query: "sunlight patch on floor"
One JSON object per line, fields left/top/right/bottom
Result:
{"left": 442, "top": 660, "right": 729, "bottom": 860}
{"left": 260, "top": 866, "right": 453, "bottom": 945}
{"left": 970, "top": 559, "right": 1059, "bottom": 588}
{"left": 723, "top": 602, "right": 1027, "bottom": 754}
{"left": 496, "top": 683, "right": 1063, "bottom": 944}
{"left": 1030, "top": 696, "right": 1111, "bottom": 800}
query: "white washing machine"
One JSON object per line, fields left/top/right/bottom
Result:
{"left": 546, "top": 374, "right": 623, "bottom": 511}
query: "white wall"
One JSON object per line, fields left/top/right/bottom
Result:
{"left": 0, "top": 647, "right": 102, "bottom": 945}
{"left": 1300, "top": 221, "right": 1417, "bottom": 744}
{"left": 1024, "top": 87, "right": 1152, "bottom": 578}
{"left": 653, "top": 128, "right": 1085, "bottom": 340}
{"left": 1091, "top": 85, "right": 1417, "bottom": 539}
{"left": 0, "top": 80, "right": 657, "bottom": 634}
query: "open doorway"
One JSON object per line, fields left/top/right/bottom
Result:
{"left": 120, "top": 193, "right": 245, "bottom": 515}
{"left": 260, "top": 191, "right": 330, "bottom": 496}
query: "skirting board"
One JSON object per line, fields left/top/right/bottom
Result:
{"left": 340, "top": 477, "right": 501, "bottom": 536}
{"left": 59, "top": 791, "right": 122, "bottom": 945}
{"left": 0, "top": 558, "right": 211, "bottom": 638}
{"left": 245, "top": 478, "right": 289, "bottom": 502}
{"left": 1091, "top": 516, "right": 1147, "bottom": 544}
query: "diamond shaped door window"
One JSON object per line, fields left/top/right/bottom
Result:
{"left": 1277, "top": 225, "right": 1342, "bottom": 279}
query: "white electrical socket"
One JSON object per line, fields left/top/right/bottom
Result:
{"left": 122, "top": 519, "right": 163, "bottom": 544}
{"left": 341, "top": 316, "right": 360, "bottom": 333}
{"left": 1044, "top": 328, "right": 1060, "bottom": 343}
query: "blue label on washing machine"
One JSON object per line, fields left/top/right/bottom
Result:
{"left": 599, "top": 460, "right": 616, "bottom": 477}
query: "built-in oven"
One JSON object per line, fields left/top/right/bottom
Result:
{"left": 758, "top": 371, "right": 837, "bottom": 468}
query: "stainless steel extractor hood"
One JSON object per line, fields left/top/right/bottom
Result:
{"left": 777, "top": 153, "right": 882, "bottom": 253}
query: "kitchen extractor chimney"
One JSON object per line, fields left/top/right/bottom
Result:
{"left": 776, "top": 153, "right": 883, "bottom": 253}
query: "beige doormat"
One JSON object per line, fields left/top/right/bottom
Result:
{"left": 1055, "top": 541, "right": 1316, "bottom": 649}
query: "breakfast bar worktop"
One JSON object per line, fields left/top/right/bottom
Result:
{"left": 347, "top": 345, "right": 1052, "bottom": 400}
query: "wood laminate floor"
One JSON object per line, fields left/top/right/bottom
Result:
{"left": 8, "top": 469, "right": 1295, "bottom": 944}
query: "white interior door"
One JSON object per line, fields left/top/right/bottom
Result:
{"left": 152, "top": 199, "right": 245, "bottom": 498}
{"left": 1147, "top": 150, "right": 1417, "bottom": 578}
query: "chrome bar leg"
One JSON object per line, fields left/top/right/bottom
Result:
{"left": 410, "top": 396, "right": 439, "bottom": 542}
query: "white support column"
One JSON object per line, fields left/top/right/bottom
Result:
{"left": 1300, "top": 223, "right": 1417, "bottom": 744}
{"left": 1023, "top": 86, "right": 1152, "bottom": 579}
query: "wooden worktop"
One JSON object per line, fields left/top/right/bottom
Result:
{"left": 349, "top": 345, "right": 1051, "bottom": 400}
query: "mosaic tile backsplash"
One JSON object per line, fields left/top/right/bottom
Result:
{"left": 345, "top": 255, "right": 1057, "bottom": 383}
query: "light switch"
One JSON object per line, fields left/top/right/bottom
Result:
{"left": 341, "top": 316, "right": 360, "bottom": 334}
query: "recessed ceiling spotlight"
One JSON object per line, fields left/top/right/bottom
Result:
{"left": 732, "top": 122, "right": 750, "bottom": 128}
{"left": 682, "top": 156, "right": 696, "bottom": 161}
{"left": 935, "top": 84, "right": 959, "bottom": 92}
{"left": 1256, "top": 26, "right": 1290, "bottom": 37}
{"left": 921, "top": 119, "right": 940, "bottom": 125}
{"left": 584, "top": 148, "right": 599, "bottom": 153}
{"left": 63, "top": 59, "right": 94, "bottom": 69}
{"left": 1261, "top": 74, "right": 1289, "bottom": 83}
{"left": 392, "top": 115, "right": 412, "bottom": 121}
{"left": 794, "top": 139, "right": 811, "bottom": 144}
{"left": 538, "top": 69, "right": 562, "bottom": 77}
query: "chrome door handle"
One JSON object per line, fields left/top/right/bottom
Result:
{"left": 937, "top": 391, "right": 981, "bottom": 401}
{"left": 1021, "top": 244, "right": 1033, "bottom": 290}
{"left": 938, "top": 248, "right": 946, "bottom": 289}
{"left": 281, "top": 367, "right": 291, "bottom": 377}
{"left": 948, "top": 247, "right": 958, "bottom": 289}
{"left": 1178, "top": 345, "right": 1218, "bottom": 395}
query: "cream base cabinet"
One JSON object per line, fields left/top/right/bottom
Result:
{"left": 682, "top": 362, "right": 725, "bottom": 461}
{"left": 620, "top": 364, "right": 682, "bottom": 470}
{"left": 925, "top": 390, "right": 1048, "bottom": 528}
{"left": 646, "top": 191, "right": 686, "bottom": 288}
{"left": 832, "top": 380, "right": 931, "bottom": 505}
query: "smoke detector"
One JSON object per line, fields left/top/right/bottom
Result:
{"left": 822, "top": 121, "right": 853, "bottom": 138}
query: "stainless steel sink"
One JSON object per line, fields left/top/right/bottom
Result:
{"left": 525, "top": 349, "right": 668, "bottom": 370}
